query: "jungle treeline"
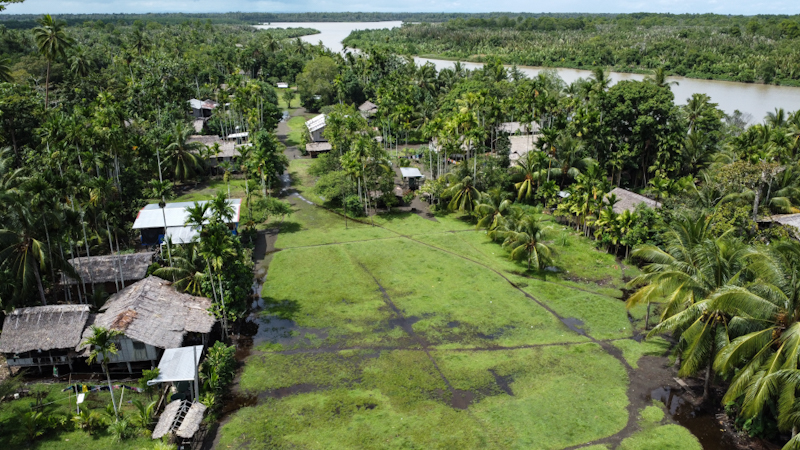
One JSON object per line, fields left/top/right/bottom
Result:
{"left": 343, "top": 13, "right": 800, "bottom": 86}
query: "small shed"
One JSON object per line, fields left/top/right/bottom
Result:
{"left": 509, "top": 135, "right": 539, "bottom": 164}
{"left": 400, "top": 167, "right": 424, "bottom": 190}
{"left": 147, "top": 345, "right": 203, "bottom": 402}
{"left": 0, "top": 305, "right": 91, "bottom": 372}
{"left": 305, "top": 142, "right": 332, "bottom": 158}
{"left": 606, "top": 188, "right": 661, "bottom": 214}
{"left": 64, "top": 252, "right": 154, "bottom": 295}
{"left": 359, "top": 101, "right": 378, "bottom": 118}
{"left": 761, "top": 213, "right": 800, "bottom": 239}
{"left": 79, "top": 276, "right": 216, "bottom": 372}
{"left": 225, "top": 131, "right": 249, "bottom": 144}
{"left": 306, "top": 114, "right": 327, "bottom": 142}
{"left": 276, "top": 82, "right": 289, "bottom": 89}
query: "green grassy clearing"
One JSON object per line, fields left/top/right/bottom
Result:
{"left": 611, "top": 337, "right": 671, "bottom": 369}
{"left": 221, "top": 152, "right": 699, "bottom": 449}
{"left": 618, "top": 424, "right": 702, "bottom": 450}
{"left": 0, "top": 382, "right": 154, "bottom": 450}
{"left": 165, "top": 178, "right": 248, "bottom": 203}
{"left": 223, "top": 346, "right": 629, "bottom": 449}
{"left": 286, "top": 115, "right": 309, "bottom": 147}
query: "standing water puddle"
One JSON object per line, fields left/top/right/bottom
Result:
{"left": 651, "top": 387, "right": 737, "bottom": 450}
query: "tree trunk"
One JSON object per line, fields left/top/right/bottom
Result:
{"left": 42, "top": 216, "right": 56, "bottom": 303}
{"left": 645, "top": 302, "right": 651, "bottom": 330}
{"left": 105, "top": 363, "right": 118, "bottom": 419}
{"left": 44, "top": 60, "right": 51, "bottom": 109}
{"left": 702, "top": 330, "right": 716, "bottom": 403}
{"left": 34, "top": 261, "right": 47, "bottom": 306}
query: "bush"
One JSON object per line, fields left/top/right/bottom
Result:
{"left": 201, "top": 341, "right": 236, "bottom": 395}
{"left": 108, "top": 419, "right": 134, "bottom": 442}
{"left": 343, "top": 195, "right": 365, "bottom": 217}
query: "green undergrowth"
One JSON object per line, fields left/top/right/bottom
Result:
{"left": 0, "top": 382, "right": 154, "bottom": 450}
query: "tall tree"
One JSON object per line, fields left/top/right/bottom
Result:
{"left": 33, "top": 14, "right": 74, "bottom": 109}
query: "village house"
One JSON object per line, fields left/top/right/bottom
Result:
{"left": 497, "top": 121, "right": 540, "bottom": 135}
{"left": 306, "top": 114, "right": 327, "bottom": 142}
{"left": 131, "top": 199, "right": 242, "bottom": 245}
{"left": 78, "top": 276, "right": 217, "bottom": 373}
{"left": 605, "top": 187, "right": 662, "bottom": 213}
{"left": 0, "top": 305, "right": 92, "bottom": 373}
{"left": 358, "top": 101, "right": 378, "bottom": 119}
{"left": 508, "top": 135, "right": 539, "bottom": 164}
{"left": 63, "top": 251, "right": 155, "bottom": 297}
{"left": 187, "top": 135, "right": 240, "bottom": 168}
{"left": 305, "top": 141, "right": 332, "bottom": 158}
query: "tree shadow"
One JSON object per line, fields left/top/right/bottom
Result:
{"left": 260, "top": 297, "right": 301, "bottom": 321}
{"left": 277, "top": 222, "right": 302, "bottom": 234}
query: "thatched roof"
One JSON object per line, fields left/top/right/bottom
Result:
{"left": 82, "top": 276, "right": 215, "bottom": 350}
{"left": 152, "top": 400, "right": 183, "bottom": 439}
{"left": 305, "top": 142, "right": 332, "bottom": 153}
{"left": 359, "top": 101, "right": 378, "bottom": 114}
{"left": 176, "top": 402, "right": 207, "bottom": 438}
{"left": 64, "top": 252, "right": 154, "bottom": 285}
{"left": 0, "top": 305, "right": 91, "bottom": 354}
{"left": 606, "top": 187, "right": 661, "bottom": 214}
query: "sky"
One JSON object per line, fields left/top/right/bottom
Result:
{"left": 2, "top": 0, "right": 799, "bottom": 15}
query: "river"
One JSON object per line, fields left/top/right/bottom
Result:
{"left": 257, "top": 21, "right": 800, "bottom": 121}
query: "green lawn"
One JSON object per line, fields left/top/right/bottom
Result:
{"left": 0, "top": 382, "right": 154, "bottom": 450}
{"left": 276, "top": 88, "right": 299, "bottom": 109}
{"left": 286, "top": 115, "right": 309, "bottom": 147}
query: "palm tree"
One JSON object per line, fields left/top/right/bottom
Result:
{"left": 33, "top": 14, "right": 74, "bottom": 109}
{"left": 628, "top": 214, "right": 754, "bottom": 401}
{"left": 648, "top": 67, "right": 679, "bottom": 88}
{"left": 164, "top": 123, "right": 204, "bottom": 181}
{"left": 475, "top": 188, "right": 512, "bottom": 231}
{"left": 209, "top": 191, "right": 234, "bottom": 224}
{"left": 83, "top": 326, "right": 123, "bottom": 419}
{"left": 0, "top": 207, "right": 50, "bottom": 305}
{"left": 589, "top": 67, "right": 611, "bottom": 93}
{"left": 0, "top": 57, "right": 13, "bottom": 83}
{"left": 444, "top": 175, "right": 480, "bottom": 213}
{"left": 153, "top": 243, "right": 207, "bottom": 295}
{"left": 514, "top": 151, "right": 547, "bottom": 202}
{"left": 500, "top": 211, "right": 553, "bottom": 271}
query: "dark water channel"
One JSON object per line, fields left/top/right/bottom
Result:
{"left": 651, "top": 387, "right": 737, "bottom": 450}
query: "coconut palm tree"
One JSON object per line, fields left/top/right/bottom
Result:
{"left": 0, "top": 57, "right": 13, "bottom": 83}
{"left": 514, "top": 151, "right": 548, "bottom": 202}
{"left": 628, "top": 214, "right": 755, "bottom": 401}
{"left": 164, "top": 123, "right": 204, "bottom": 181}
{"left": 33, "top": 14, "right": 74, "bottom": 109}
{"left": 0, "top": 206, "right": 50, "bottom": 305}
{"left": 648, "top": 67, "right": 679, "bottom": 88}
{"left": 500, "top": 211, "right": 553, "bottom": 271}
{"left": 153, "top": 243, "right": 207, "bottom": 295}
{"left": 444, "top": 175, "right": 480, "bottom": 213}
{"left": 475, "top": 188, "right": 513, "bottom": 231}
{"left": 83, "top": 326, "right": 122, "bottom": 419}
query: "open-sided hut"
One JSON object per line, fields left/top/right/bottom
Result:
{"left": 606, "top": 187, "right": 662, "bottom": 214}
{"left": 79, "top": 276, "right": 216, "bottom": 372}
{"left": 187, "top": 135, "right": 240, "bottom": 168}
{"left": 64, "top": 252, "right": 154, "bottom": 296}
{"left": 0, "top": 305, "right": 91, "bottom": 372}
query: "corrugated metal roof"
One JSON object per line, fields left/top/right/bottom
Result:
{"left": 306, "top": 114, "right": 326, "bottom": 133}
{"left": 132, "top": 199, "right": 241, "bottom": 229}
{"left": 166, "top": 226, "right": 200, "bottom": 244}
{"left": 147, "top": 345, "right": 203, "bottom": 385}
{"left": 400, "top": 167, "right": 423, "bottom": 178}
{"left": 226, "top": 132, "right": 249, "bottom": 139}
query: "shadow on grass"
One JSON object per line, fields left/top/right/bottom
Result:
{"left": 261, "top": 297, "right": 302, "bottom": 320}
{"left": 277, "top": 222, "right": 302, "bottom": 234}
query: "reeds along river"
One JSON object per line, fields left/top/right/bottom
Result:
{"left": 256, "top": 21, "right": 800, "bottom": 121}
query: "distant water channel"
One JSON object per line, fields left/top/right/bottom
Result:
{"left": 256, "top": 21, "right": 800, "bottom": 121}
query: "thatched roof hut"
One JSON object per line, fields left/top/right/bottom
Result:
{"left": 606, "top": 187, "right": 661, "bottom": 214}
{"left": 81, "top": 276, "right": 215, "bottom": 351}
{"left": 64, "top": 252, "right": 154, "bottom": 285}
{"left": 0, "top": 305, "right": 91, "bottom": 354}
{"left": 176, "top": 402, "right": 207, "bottom": 438}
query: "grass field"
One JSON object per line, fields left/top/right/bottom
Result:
{"left": 216, "top": 157, "right": 699, "bottom": 449}
{"left": 286, "top": 116, "right": 310, "bottom": 147}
